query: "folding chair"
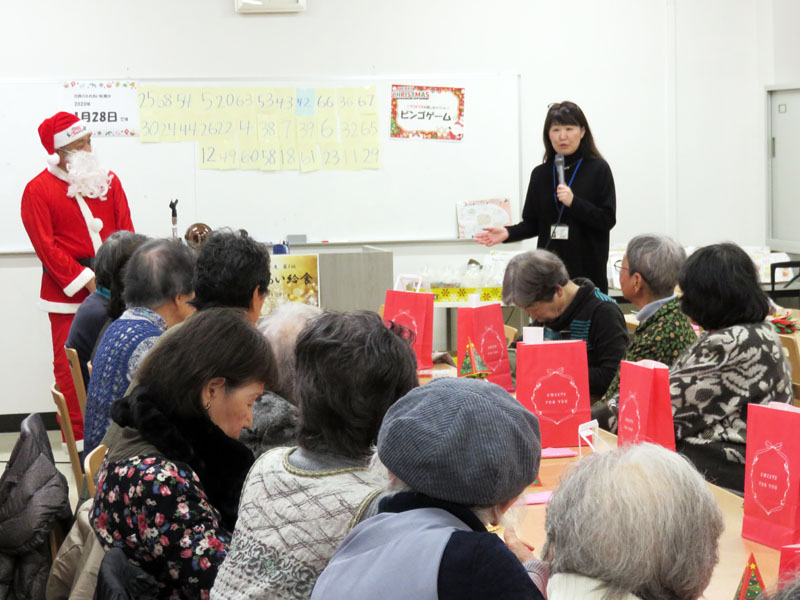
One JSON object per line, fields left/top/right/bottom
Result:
{"left": 84, "top": 443, "right": 107, "bottom": 497}
{"left": 50, "top": 383, "right": 84, "bottom": 492}
{"left": 65, "top": 346, "right": 87, "bottom": 418}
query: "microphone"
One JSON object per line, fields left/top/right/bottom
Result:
{"left": 555, "top": 153, "right": 566, "bottom": 186}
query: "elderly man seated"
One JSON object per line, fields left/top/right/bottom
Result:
{"left": 503, "top": 249, "right": 628, "bottom": 397}
{"left": 596, "top": 234, "right": 697, "bottom": 428}
{"left": 543, "top": 443, "right": 723, "bottom": 600}
{"left": 310, "top": 378, "right": 546, "bottom": 600}
{"left": 84, "top": 238, "right": 196, "bottom": 456}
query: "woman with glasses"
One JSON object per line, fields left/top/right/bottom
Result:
{"left": 475, "top": 101, "right": 616, "bottom": 293}
{"left": 596, "top": 234, "right": 697, "bottom": 427}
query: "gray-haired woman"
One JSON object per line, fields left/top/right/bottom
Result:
{"left": 238, "top": 301, "right": 321, "bottom": 456}
{"left": 502, "top": 249, "right": 628, "bottom": 397}
{"left": 598, "top": 234, "right": 697, "bottom": 423}
{"left": 543, "top": 443, "right": 723, "bottom": 600}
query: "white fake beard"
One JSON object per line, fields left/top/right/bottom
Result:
{"left": 66, "top": 150, "right": 111, "bottom": 200}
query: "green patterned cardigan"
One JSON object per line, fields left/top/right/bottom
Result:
{"left": 601, "top": 296, "right": 696, "bottom": 404}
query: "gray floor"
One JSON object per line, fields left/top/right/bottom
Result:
{"left": 0, "top": 429, "right": 80, "bottom": 510}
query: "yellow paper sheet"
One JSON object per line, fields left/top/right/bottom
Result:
{"left": 295, "top": 116, "right": 319, "bottom": 145}
{"left": 336, "top": 88, "right": 360, "bottom": 117}
{"left": 279, "top": 146, "right": 299, "bottom": 170}
{"left": 340, "top": 143, "right": 361, "bottom": 171}
{"left": 358, "top": 143, "right": 381, "bottom": 169}
{"left": 198, "top": 137, "right": 237, "bottom": 171}
{"left": 298, "top": 144, "right": 321, "bottom": 172}
{"left": 316, "top": 116, "right": 339, "bottom": 144}
{"left": 319, "top": 142, "right": 344, "bottom": 171}
{"left": 355, "top": 86, "right": 377, "bottom": 115}
{"left": 357, "top": 115, "right": 379, "bottom": 140}
{"left": 315, "top": 88, "right": 336, "bottom": 117}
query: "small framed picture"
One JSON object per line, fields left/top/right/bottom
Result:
{"left": 234, "top": 0, "right": 306, "bottom": 13}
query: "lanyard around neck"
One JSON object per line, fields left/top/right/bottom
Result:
{"left": 552, "top": 157, "right": 584, "bottom": 217}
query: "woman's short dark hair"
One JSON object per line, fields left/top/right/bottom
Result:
{"left": 679, "top": 243, "right": 769, "bottom": 331}
{"left": 542, "top": 101, "right": 603, "bottom": 162}
{"left": 135, "top": 308, "right": 278, "bottom": 421}
{"left": 190, "top": 229, "right": 270, "bottom": 311}
{"left": 122, "top": 239, "right": 196, "bottom": 310}
{"left": 294, "top": 311, "right": 418, "bottom": 460}
{"left": 94, "top": 231, "right": 148, "bottom": 290}
{"left": 105, "top": 233, "right": 151, "bottom": 319}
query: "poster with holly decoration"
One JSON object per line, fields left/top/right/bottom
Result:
{"left": 390, "top": 85, "right": 464, "bottom": 140}
{"left": 59, "top": 80, "right": 139, "bottom": 137}
{"left": 733, "top": 553, "right": 765, "bottom": 600}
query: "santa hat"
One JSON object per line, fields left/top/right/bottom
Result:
{"left": 38, "top": 112, "right": 90, "bottom": 166}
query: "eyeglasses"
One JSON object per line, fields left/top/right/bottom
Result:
{"left": 613, "top": 259, "right": 628, "bottom": 273}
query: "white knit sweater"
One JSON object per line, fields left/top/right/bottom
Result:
{"left": 547, "top": 573, "right": 643, "bottom": 600}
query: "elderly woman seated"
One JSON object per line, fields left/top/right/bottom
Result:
{"left": 671, "top": 242, "right": 792, "bottom": 492}
{"left": 503, "top": 249, "right": 629, "bottom": 397}
{"left": 596, "top": 234, "right": 697, "bottom": 427}
{"left": 543, "top": 443, "right": 723, "bottom": 600}
{"left": 238, "top": 301, "right": 321, "bottom": 456}
{"left": 311, "top": 378, "right": 545, "bottom": 600}
{"left": 85, "top": 238, "right": 196, "bottom": 456}
{"left": 90, "top": 308, "right": 277, "bottom": 598}
{"left": 212, "top": 311, "right": 418, "bottom": 600}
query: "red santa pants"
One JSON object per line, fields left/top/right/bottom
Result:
{"left": 49, "top": 312, "right": 83, "bottom": 445}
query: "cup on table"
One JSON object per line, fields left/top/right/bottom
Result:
{"left": 523, "top": 326, "right": 544, "bottom": 344}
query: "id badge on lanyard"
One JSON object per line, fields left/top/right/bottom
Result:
{"left": 551, "top": 158, "right": 584, "bottom": 242}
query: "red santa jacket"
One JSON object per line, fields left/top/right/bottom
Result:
{"left": 21, "top": 166, "right": 134, "bottom": 313}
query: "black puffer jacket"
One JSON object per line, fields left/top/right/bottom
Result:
{"left": 0, "top": 413, "right": 72, "bottom": 600}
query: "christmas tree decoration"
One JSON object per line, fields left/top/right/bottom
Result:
{"left": 458, "top": 337, "right": 490, "bottom": 379}
{"left": 733, "top": 553, "right": 765, "bottom": 600}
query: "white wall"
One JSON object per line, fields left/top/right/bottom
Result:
{"left": 0, "top": 0, "right": 781, "bottom": 416}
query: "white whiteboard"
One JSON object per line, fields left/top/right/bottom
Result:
{"left": 1, "top": 75, "right": 520, "bottom": 252}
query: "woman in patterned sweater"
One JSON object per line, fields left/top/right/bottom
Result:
{"left": 212, "top": 311, "right": 418, "bottom": 600}
{"left": 90, "top": 308, "right": 277, "bottom": 599}
{"left": 670, "top": 243, "right": 792, "bottom": 492}
{"left": 597, "top": 235, "right": 697, "bottom": 428}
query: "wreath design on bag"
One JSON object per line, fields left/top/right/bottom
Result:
{"left": 750, "top": 441, "right": 792, "bottom": 516}
{"left": 530, "top": 368, "right": 581, "bottom": 425}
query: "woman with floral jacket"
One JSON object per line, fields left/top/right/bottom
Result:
{"left": 90, "top": 308, "right": 278, "bottom": 599}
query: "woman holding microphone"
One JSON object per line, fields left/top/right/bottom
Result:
{"left": 476, "top": 101, "right": 616, "bottom": 293}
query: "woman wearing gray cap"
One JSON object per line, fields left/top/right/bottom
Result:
{"left": 543, "top": 443, "right": 723, "bottom": 599}
{"left": 310, "top": 378, "right": 546, "bottom": 600}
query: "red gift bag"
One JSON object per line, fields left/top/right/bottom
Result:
{"left": 779, "top": 544, "right": 800, "bottom": 581}
{"left": 617, "top": 359, "right": 675, "bottom": 451}
{"left": 742, "top": 403, "right": 800, "bottom": 549}
{"left": 383, "top": 290, "right": 434, "bottom": 371}
{"left": 516, "top": 340, "right": 591, "bottom": 447}
{"left": 457, "top": 304, "right": 513, "bottom": 391}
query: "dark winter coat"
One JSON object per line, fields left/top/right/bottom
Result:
{"left": 0, "top": 413, "right": 72, "bottom": 600}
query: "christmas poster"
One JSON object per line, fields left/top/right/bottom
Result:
{"left": 390, "top": 85, "right": 464, "bottom": 140}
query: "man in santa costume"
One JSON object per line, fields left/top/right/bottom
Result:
{"left": 21, "top": 111, "right": 134, "bottom": 450}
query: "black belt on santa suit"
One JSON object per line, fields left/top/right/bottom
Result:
{"left": 42, "top": 256, "right": 94, "bottom": 274}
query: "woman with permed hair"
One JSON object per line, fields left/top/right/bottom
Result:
{"left": 670, "top": 242, "right": 792, "bottom": 492}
